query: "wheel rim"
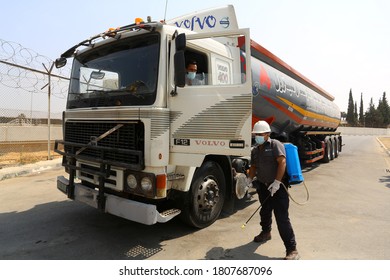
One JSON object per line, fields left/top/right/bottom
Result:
{"left": 196, "top": 177, "right": 220, "bottom": 213}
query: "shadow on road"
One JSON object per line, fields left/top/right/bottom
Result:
{"left": 0, "top": 200, "right": 197, "bottom": 260}
{"left": 379, "top": 175, "right": 390, "bottom": 188}
{"left": 203, "top": 242, "right": 280, "bottom": 260}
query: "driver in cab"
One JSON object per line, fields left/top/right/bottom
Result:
{"left": 185, "top": 60, "right": 205, "bottom": 86}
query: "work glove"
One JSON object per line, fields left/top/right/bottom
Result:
{"left": 268, "top": 179, "right": 281, "bottom": 196}
{"left": 246, "top": 177, "right": 253, "bottom": 188}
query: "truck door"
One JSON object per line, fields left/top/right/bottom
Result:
{"left": 168, "top": 29, "right": 252, "bottom": 164}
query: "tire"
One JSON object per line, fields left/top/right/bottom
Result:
{"left": 232, "top": 158, "right": 246, "bottom": 174}
{"left": 322, "top": 138, "right": 332, "bottom": 163}
{"left": 333, "top": 137, "right": 339, "bottom": 158}
{"left": 338, "top": 136, "right": 343, "bottom": 153}
{"left": 180, "top": 161, "right": 226, "bottom": 228}
{"left": 330, "top": 138, "right": 336, "bottom": 160}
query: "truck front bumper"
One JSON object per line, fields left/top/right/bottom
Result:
{"left": 57, "top": 176, "right": 180, "bottom": 225}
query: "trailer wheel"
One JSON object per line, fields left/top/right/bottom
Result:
{"left": 181, "top": 161, "right": 226, "bottom": 228}
{"left": 322, "top": 138, "right": 332, "bottom": 163}
{"left": 338, "top": 136, "right": 343, "bottom": 153}
{"left": 333, "top": 137, "right": 339, "bottom": 158}
{"left": 331, "top": 138, "right": 336, "bottom": 160}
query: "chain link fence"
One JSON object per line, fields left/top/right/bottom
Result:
{"left": 0, "top": 38, "right": 70, "bottom": 168}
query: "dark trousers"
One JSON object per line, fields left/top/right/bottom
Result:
{"left": 255, "top": 180, "right": 297, "bottom": 251}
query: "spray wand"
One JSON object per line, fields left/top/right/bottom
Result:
{"left": 241, "top": 180, "right": 309, "bottom": 229}
{"left": 241, "top": 194, "right": 270, "bottom": 229}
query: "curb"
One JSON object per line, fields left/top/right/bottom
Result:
{"left": 376, "top": 137, "right": 390, "bottom": 156}
{"left": 0, "top": 158, "right": 62, "bottom": 181}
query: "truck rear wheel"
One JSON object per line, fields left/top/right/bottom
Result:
{"left": 180, "top": 161, "right": 226, "bottom": 228}
{"left": 337, "top": 136, "right": 343, "bottom": 153}
{"left": 330, "top": 138, "right": 336, "bottom": 160}
{"left": 322, "top": 138, "right": 332, "bottom": 163}
{"left": 333, "top": 136, "right": 339, "bottom": 158}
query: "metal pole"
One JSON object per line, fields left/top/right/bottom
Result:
{"left": 48, "top": 71, "right": 51, "bottom": 160}
{"left": 30, "top": 92, "right": 33, "bottom": 124}
{"left": 42, "top": 62, "right": 55, "bottom": 160}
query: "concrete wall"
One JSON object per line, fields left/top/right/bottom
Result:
{"left": 0, "top": 125, "right": 62, "bottom": 142}
{"left": 337, "top": 126, "right": 390, "bottom": 136}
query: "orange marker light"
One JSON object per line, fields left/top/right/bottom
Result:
{"left": 156, "top": 174, "right": 167, "bottom": 198}
{"left": 156, "top": 174, "right": 166, "bottom": 190}
{"left": 135, "top": 18, "right": 144, "bottom": 25}
{"left": 106, "top": 27, "right": 119, "bottom": 38}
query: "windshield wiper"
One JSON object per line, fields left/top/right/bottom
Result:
{"left": 86, "top": 81, "right": 150, "bottom": 94}
{"left": 86, "top": 89, "right": 108, "bottom": 93}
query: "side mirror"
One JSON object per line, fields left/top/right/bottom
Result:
{"left": 175, "top": 33, "right": 186, "bottom": 51}
{"left": 174, "top": 50, "right": 186, "bottom": 88}
{"left": 55, "top": 57, "right": 67, "bottom": 68}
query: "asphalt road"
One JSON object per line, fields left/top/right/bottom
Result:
{"left": 0, "top": 135, "right": 389, "bottom": 260}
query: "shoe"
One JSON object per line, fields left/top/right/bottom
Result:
{"left": 284, "top": 249, "right": 300, "bottom": 260}
{"left": 253, "top": 231, "right": 271, "bottom": 243}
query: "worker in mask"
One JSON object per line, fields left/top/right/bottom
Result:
{"left": 185, "top": 60, "right": 205, "bottom": 86}
{"left": 247, "top": 120, "right": 299, "bottom": 260}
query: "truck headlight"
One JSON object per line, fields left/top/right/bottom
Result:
{"left": 141, "top": 177, "right": 153, "bottom": 193}
{"left": 126, "top": 174, "right": 137, "bottom": 189}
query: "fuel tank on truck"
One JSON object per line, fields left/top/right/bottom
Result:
{"left": 243, "top": 42, "right": 341, "bottom": 136}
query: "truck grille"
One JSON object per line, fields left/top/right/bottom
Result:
{"left": 64, "top": 121, "right": 144, "bottom": 168}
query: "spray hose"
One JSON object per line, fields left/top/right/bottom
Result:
{"left": 241, "top": 180, "right": 310, "bottom": 229}
{"left": 282, "top": 181, "right": 310, "bottom": 206}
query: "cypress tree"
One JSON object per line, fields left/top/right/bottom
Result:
{"left": 354, "top": 102, "right": 358, "bottom": 125}
{"left": 359, "top": 93, "right": 364, "bottom": 126}
{"left": 365, "top": 98, "right": 376, "bottom": 127}
{"left": 366, "top": 98, "right": 383, "bottom": 127}
{"left": 346, "top": 89, "right": 355, "bottom": 125}
{"left": 377, "top": 92, "right": 390, "bottom": 127}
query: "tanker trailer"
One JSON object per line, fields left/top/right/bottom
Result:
{"left": 244, "top": 40, "right": 342, "bottom": 164}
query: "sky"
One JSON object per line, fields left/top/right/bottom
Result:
{"left": 1, "top": 0, "right": 389, "bottom": 114}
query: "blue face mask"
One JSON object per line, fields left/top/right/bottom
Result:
{"left": 255, "top": 135, "right": 265, "bottom": 145}
{"left": 187, "top": 72, "right": 196, "bottom": 80}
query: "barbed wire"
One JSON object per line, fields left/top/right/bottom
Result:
{"left": 0, "top": 38, "right": 70, "bottom": 98}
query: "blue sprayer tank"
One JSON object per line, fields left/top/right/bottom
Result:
{"left": 284, "top": 143, "right": 304, "bottom": 185}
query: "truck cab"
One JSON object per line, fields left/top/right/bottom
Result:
{"left": 55, "top": 6, "right": 253, "bottom": 228}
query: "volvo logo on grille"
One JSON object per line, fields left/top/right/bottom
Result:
{"left": 90, "top": 136, "right": 98, "bottom": 146}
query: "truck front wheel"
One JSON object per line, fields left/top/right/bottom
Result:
{"left": 180, "top": 161, "right": 226, "bottom": 228}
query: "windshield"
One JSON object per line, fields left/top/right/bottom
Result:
{"left": 67, "top": 34, "right": 160, "bottom": 108}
